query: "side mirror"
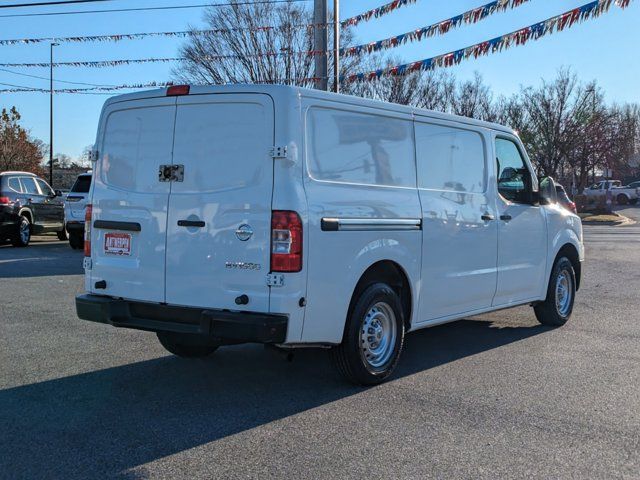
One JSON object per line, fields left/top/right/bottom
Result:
{"left": 538, "top": 176, "right": 558, "bottom": 205}
{"left": 54, "top": 189, "right": 62, "bottom": 197}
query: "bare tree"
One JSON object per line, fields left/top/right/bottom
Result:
{"left": 175, "top": 0, "right": 362, "bottom": 89}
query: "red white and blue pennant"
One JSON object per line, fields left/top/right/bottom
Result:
{"left": 347, "top": 0, "right": 634, "bottom": 82}
{"left": 342, "top": 0, "right": 530, "bottom": 57}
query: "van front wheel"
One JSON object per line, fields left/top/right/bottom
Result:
{"left": 156, "top": 332, "right": 219, "bottom": 358}
{"left": 534, "top": 257, "right": 576, "bottom": 327}
{"left": 332, "top": 283, "right": 405, "bottom": 385}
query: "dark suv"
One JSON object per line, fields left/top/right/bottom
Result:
{"left": 0, "top": 171, "right": 66, "bottom": 247}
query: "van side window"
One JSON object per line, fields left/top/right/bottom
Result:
{"left": 415, "top": 123, "right": 486, "bottom": 193}
{"left": 495, "top": 138, "right": 532, "bottom": 204}
{"left": 307, "top": 108, "right": 415, "bottom": 187}
{"left": 7, "top": 177, "right": 22, "bottom": 193}
{"left": 21, "top": 177, "right": 40, "bottom": 195}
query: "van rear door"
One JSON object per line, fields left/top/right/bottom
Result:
{"left": 164, "top": 94, "right": 274, "bottom": 312}
{"left": 89, "top": 97, "right": 176, "bottom": 303}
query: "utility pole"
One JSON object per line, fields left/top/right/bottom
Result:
{"left": 313, "top": 0, "right": 328, "bottom": 91}
{"left": 49, "top": 42, "right": 58, "bottom": 187}
{"left": 333, "top": 0, "right": 339, "bottom": 93}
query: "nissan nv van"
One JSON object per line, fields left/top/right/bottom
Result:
{"left": 76, "top": 85, "right": 584, "bottom": 385}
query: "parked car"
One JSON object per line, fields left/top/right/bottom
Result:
{"left": 556, "top": 184, "right": 577, "bottom": 214}
{"left": 584, "top": 179, "right": 639, "bottom": 205}
{"left": 76, "top": 85, "right": 584, "bottom": 385}
{"left": 0, "top": 171, "right": 66, "bottom": 247}
{"left": 627, "top": 180, "right": 640, "bottom": 191}
{"left": 65, "top": 172, "right": 92, "bottom": 249}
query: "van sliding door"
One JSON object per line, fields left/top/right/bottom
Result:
{"left": 415, "top": 121, "right": 498, "bottom": 321}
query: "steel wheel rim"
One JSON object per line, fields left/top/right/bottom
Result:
{"left": 555, "top": 269, "right": 573, "bottom": 317}
{"left": 360, "top": 302, "right": 397, "bottom": 370}
{"left": 19, "top": 220, "right": 30, "bottom": 243}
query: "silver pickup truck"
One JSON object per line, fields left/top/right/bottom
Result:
{"left": 584, "top": 180, "right": 639, "bottom": 205}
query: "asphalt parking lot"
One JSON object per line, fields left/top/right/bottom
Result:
{"left": 1, "top": 209, "right": 639, "bottom": 480}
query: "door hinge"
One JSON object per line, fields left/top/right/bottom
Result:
{"left": 270, "top": 146, "right": 288, "bottom": 160}
{"left": 88, "top": 149, "right": 99, "bottom": 163}
{"left": 83, "top": 257, "right": 92, "bottom": 270}
{"left": 266, "top": 273, "right": 285, "bottom": 287}
{"left": 158, "top": 164, "right": 184, "bottom": 182}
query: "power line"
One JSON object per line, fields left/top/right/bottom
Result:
{"left": 0, "top": 67, "right": 115, "bottom": 86}
{"left": 0, "top": 0, "right": 311, "bottom": 18}
{"left": 0, "top": 0, "right": 114, "bottom": 9}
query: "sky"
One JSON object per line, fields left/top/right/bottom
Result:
{"left": 0, "top": 0, "right": 638, "bottom": 160}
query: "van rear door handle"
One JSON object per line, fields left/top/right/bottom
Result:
{"left": 500, "top": 215, "right": 512, "bottom": 221}
{"left": 481, "top": 214, "right": 495, "bottom": 221}
{"left": 177, "top": 220, "right": 205, "bottom": 228}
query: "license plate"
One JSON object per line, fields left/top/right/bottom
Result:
{"left": 104, "top": 232, "right": 131, "bottom": 256}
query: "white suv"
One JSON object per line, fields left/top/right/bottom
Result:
{"left": 64, "top": 172, "right": 91, "bottom": 249}
{"left": 76, "top": 85, "right": 584, "bottom": 385}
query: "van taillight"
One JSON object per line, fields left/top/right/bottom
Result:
{"left": 166, "top": 85, "right": 190, "bottom": 96}
{"left": 271, "top": 210, "right": 302, "bottom": 272}
{"left": 0, "top": 196, "right": 11, "bottom": 205}
{"left": 84, "top": 204, "right": 92, "bottom": 257}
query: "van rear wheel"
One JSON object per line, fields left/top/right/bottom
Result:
{"left": 534, "top": 257, "right": 576, "bottom": 327}
{"left": 69, "top": 231, "right": 83, "bottom": 250}
{"left": 331, "top": 283, "right": 405, "bottom": 385}
{"left": 156, "top": 332, "right": 219, "bottom": 358}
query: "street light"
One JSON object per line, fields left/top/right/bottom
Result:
{"left": 49, "top": 42, "right": 59, "bottom": 187}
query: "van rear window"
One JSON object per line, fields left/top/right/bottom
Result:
{"left": 71, "top": 176, "right": 91, "bottom": 193}
{"left": 307, "top": 108, "right": 415, "bottom": 188}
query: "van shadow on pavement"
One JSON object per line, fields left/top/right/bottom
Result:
{"left": 0, "top": 318, "right": 549, "bottom": 479}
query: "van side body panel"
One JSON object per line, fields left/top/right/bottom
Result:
{"left": 299, "top": 96, "right": 422, "bottom": 344}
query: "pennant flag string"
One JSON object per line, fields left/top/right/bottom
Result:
{"left": 0, "top": 78, "right": 325, "bottom": 94}
{"left": 0, "top": 1, "right": 417, "bottom": 47}
{"left": 0, "top": 25, "right": 331, "bottom": 47}
{"left": 0, "top": 51, "right": 331, "bottom": 68}
{"left": 342, "top": 0, "right": 531, "bottom": 57}
{"left": 346, "top": 0, "right": 633, "bottom": 82}
{"left": 343, "top": 0, "right": 418, "bottom": 27}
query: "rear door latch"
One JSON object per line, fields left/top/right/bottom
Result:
{"left": 158, "top": 164, "right": 184, "bottom": 182}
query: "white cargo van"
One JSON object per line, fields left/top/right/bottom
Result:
{"left": 76, "top": 85, "right": 584, "bottom": 385}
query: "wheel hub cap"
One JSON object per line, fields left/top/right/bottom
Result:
{"left": 360, "top": 302, "right": 397, "bottom": 370}
{"left": 20, "top": 221, "right": 29, "bottom": 243}
{"left": 555, "top": 270, "right": 573, "bottom": 317}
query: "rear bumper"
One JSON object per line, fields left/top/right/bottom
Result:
{"left": 75, "top": 294, "right": 288, "bottom": 344}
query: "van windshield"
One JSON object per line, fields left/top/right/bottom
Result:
{"left": 71, "top": 176, "right": 91, "bottom": 193}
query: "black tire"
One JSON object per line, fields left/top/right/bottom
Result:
{"left": 69, "top": 231, "right": 84, "bottom": 250}
{"left": 11, "top": 215, "right": 31, "bottom": 247}
{"left": 57, "top": 227, "right": 67, "bottom": 241}
{"left": 617, "top": 194, "right": 628, "bottom": 205}
{"left": 156, "top": 331, "right": 219, "bottom": 358}
{"left": 534, "top": 257, "right": 576, "bottom": 327}
{"left": 331, "top": 283, "right": 405, "bottom": 386}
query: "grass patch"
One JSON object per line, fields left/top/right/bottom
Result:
{"left": 579, "top": 212, "right": 625, "bottom": 223}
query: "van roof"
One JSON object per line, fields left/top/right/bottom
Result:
{"left": 103, "top": 84, "right": 515, "bottom": 135}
